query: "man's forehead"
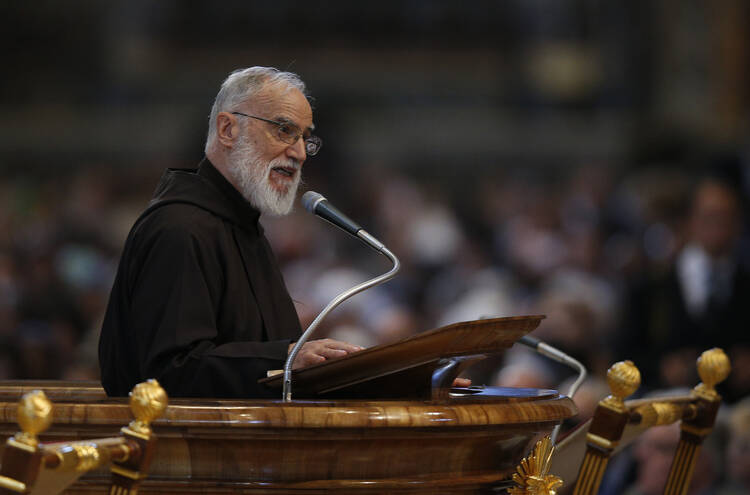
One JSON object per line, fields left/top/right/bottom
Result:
{"left": 251, "top": 84, "right": 314, "bottom": 129}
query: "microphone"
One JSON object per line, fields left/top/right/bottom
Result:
{"left": 516, "top": 335, "right": 587, "bottom": 445}
{"left": 301, "top": 191, "right": 385, "bottom": 252}
{"left": 282, "top": 191, "right": 400, "bottom": 401}
{"left": 301, "top": 191, "right": 360, "bottom": 235}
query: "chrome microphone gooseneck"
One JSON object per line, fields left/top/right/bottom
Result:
{"left": 516, "top": 335, "right": 587, "bottom": 445}
{"left": 282, "top": 192, "right": 400, "bottom": 402}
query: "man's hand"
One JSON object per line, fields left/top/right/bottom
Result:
{"left": 288, "top": 339, "right": 364, "bottom": 369}
{"left": 452, "top": 377, "right": 472, "bottom": 388}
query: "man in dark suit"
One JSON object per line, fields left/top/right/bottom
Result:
{"left": 619, "top": 175, "right": 749, "bottom": 401}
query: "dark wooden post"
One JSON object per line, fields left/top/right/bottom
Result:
{"left": 0, "top": 391, "right": 52, "bottom": 494}
{"left": 108, "top": 379, "right": 167, "bottom": 495}
{"left": 663, "top": 348, "right": 730, "bottom": 495}
{"left": 572, "top": 360, "right": 640, "bottom": 495}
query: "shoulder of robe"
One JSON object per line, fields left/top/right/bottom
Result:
{"left": 129, "top": 203, "right": 233, "bottom": 253}
{"left": 138, "top": 202, "right": 228, "bottom": 234}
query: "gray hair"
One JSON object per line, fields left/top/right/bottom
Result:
{"left": 204, "top": 67, "right": 307, "bottom": 153}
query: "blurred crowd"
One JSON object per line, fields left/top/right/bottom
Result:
{"left": 0, "top": 150, "right": 748, "bottom": 492}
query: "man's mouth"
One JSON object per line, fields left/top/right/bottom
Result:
{"left": 272, "top": 165, "right": 297, "bottom": 178}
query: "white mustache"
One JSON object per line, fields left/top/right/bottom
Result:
{"left": 269, "top": 159, "right": 301, "bottom": 173}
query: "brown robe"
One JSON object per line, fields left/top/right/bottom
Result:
{"left": 99, "top": 159, "right": 301, "bottom": 398}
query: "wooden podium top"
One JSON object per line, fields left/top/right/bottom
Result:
{"left": 261, "top": 314, "right": 545, "bottom": 399}
{"left": 0, "top": 385, "right": 572, "bottom": 432}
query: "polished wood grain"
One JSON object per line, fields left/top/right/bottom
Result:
{"left": 0, "top": 316, "right": 572, "bottom": 493}
{"left": 0, "top": 384, "right": 576, "bottom": 494}
{"left": 0, "top": 382, "right": 106, "bottom": 403}
{"left": 261, "top": 315, "right": 545, "bottom": 399}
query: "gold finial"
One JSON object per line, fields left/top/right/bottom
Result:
{"left": 14, "top": 390, "right": 53, "bottom": 448}
{"left": 71, "top": 443, "right": 101, "bottom": 472}
{"left": 694, "top": 348, "right": 730, "bottom": 401}
{"left": 602, "top": 360, "right": 640, "bottom": 412}
{"left": 127, "top": 379, "right": 168, "bottom": 436}
{"left": 508, "top": 436, "right": 563, "bottom": 495}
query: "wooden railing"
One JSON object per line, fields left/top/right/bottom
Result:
{"left": 0, "top": 380, "right": 167, "bottom": 495}
{"left": 568, "top": 348, "right": 729, "bottom": 495}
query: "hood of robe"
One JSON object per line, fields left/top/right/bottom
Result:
{"left": 146, "top": 158, "right": 262, "bottom": 233}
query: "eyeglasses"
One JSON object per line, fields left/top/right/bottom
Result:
{"left": 231, "top": 112, "right": 322, "bottom": 156}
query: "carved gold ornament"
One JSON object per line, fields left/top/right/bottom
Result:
{"left": 71, "top": 442, "right": 101, "bottom": 471}
{"left": 601, "top": 360, "right": 640, "bottom": 412}
{"left": 127, "top": 379, "right": 168, "bottom": 436}
{"left": 15, "top": 390, "right": 53, "bottom": 447}
{"left": 509, "top": 436, "right": 563, "bottom": 495}
{"left": 634, "top": 401, "right": 683, "bottom": 428}
{"left": 694, "top": 348, "right": 730, "bottom": 401}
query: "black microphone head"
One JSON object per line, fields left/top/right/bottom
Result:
{"left": 301, "top": 191, "right": 326, "bottom": 213}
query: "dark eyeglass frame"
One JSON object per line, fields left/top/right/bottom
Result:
{"left": 231, "top": 111, "right": 322, "bottom": 156}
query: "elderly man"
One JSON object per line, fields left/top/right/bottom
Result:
{"left": 99, "top": 67, "right": 361, "bottom": 398}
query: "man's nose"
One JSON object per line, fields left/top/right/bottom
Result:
{"left": 286, "top": 137, "right": 307, "bottom": 163}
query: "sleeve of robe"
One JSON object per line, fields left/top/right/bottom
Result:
{"left": 125, "top": 207, "right": 290, "bottom": 399}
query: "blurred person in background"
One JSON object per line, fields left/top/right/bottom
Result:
{"left": 98, "top": 67, "right": 362, "bottom": 398}
{"left": 492, "top": 350, "right": 557, "bottom": 390}
{"left": 618, "top": 174, "right": 749, "bottom": 401}
{"left": 622, "top": 423, "right": 720, "bottom": 495}
{"left": 718, "top": 397, "right": 750, "bottom": 495}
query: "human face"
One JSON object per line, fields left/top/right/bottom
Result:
{"left": 690, "top": 181, "right": 741, "bottom": 257}
{"left": 226, "top": 131, "right": 302, "bottom": 216}
{"left": 235, "top": 84, "right": 313, "bottom": 195}
{"left": 223, "top": 84, "right": 314, "bottom": 216}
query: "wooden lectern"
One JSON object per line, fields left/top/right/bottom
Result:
{"left": 0, "top": 316, "right": 577, "bottom": 494}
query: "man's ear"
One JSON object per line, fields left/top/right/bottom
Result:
{"left": 216, "top": 112, "right": 237, "bottom": 148}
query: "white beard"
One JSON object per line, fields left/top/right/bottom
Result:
{"left": 226, "top": 135, "right": 301, "bottom": 216}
